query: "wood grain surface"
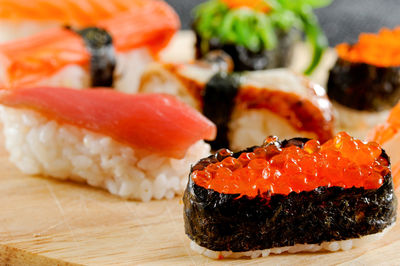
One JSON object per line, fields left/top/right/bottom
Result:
{"left": 0, "top": 138, "right": 400, "bottom": 266}
{"left": 0, "top": 32, "right": 399, "bottom": 265}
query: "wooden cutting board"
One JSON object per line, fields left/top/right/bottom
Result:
{"left": 1, "top": 32, "right": 400, "bottom": 265}
{"left": 1, "top": 137, "right": 400, "bottom": 266}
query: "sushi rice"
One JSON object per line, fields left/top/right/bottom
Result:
{"left": 229, "top": 109, "right": 316, "bottom": 151}
{"left": 191, "top": 223, "right": 394, "bottom": 259}
{"left": 139, "top": 63, "right": 202, "bottom": 109}
{"left": 113, "top": 49, "right": 154, "bottom": 94}
{"left": 36, "top": 65, "right": 90, "bottom": 89}
{"left": 0, "top": 106, "right": 211, "bottom": 201}
{"left": 333, "top": 102, "right": 390, "bottom": 139}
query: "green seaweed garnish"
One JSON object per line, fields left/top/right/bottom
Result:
{"left": 194, "top": 0, "right": 331, "bottom": 74}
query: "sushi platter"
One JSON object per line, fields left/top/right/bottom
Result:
{"left": 0, "top": 31, "right": 398, "bottom": 265}
{"left": 1, "top": 0, "right": 400, "bottom": 264}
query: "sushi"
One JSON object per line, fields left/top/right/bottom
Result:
{"left": 0, "top": 87, "right": 216, "bottom": 201}
{"left": 140, "top": 65, "right": 334, "bottom": 150}
{"left": 226, "top": 70, "right": 334, "bottom": 150}
{"left": 184, "top": 132, "right": 397, "bottom": 259}
{"left": 327, "top": 27, "right": 400, "bottom": 138}
{"left": 369, "top": 101, "right": 400, "bottom": 190}
{"left": 193, "top": 0, "right": 331, "bottom": 74}
{"left": 0, "top": 0, "right": 180, "bottom": 93}
{"left": 139, "top": 51, "right": 234, "bottom": 110}
{"left": 0, "top": 0, "right": 166, "bottom": 42}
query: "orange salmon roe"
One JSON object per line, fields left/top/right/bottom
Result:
{"left": 336, "top": 27, "right": 400, "bottom": 67}
{"left": 192, "top": 132, "right": 388, "bottom": 197}
{"left": 221, "top": 0, "right": 270, "bottom": 12}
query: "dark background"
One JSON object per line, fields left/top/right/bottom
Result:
{"left": 165, "top": 0, "right": 400, "bottom": 46}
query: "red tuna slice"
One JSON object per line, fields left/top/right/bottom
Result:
{"left": 0, "top": 87, "right": 216, "bottom": 159}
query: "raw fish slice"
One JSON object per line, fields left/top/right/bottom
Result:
{"left": 369, "top": 101, "right": 400, "bottom": 189}
{"left": 0, "top": 87, "right": 216, "bottom": 159}
{"left": 0, "top": 28, "right": 88, "bottom": 89}
{"left": 0, "top": 0, "right": 162, "bottom": 28}
{"left": 0, "top": 0, "right": 179, "bottom": 89}
{"left": 98, "top": 1, "right": 180, "bottom": 54}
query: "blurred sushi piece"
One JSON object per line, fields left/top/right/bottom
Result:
{"left": 0, "top": 0, "right": 164, "bottom": 42}
{"left": 0, "top": 87, "right": 216, "bottom": 201}
{"left": 0, "top": 0, "right": 180, "bottom": 93}
{"left": 226, "top": 70, "right": 334, "bottom": 150}
{"left": 327, "top": 27, "right": 400, "bottom": 138}
{"left": 139, "top": 62, "right": 334, "bottom": 150}
{"left": 184, "top": 132, "right": 397, "bottom": 259}
{"left": 369, "top": 101, "right": 400, "bottom": 190}
{"left": 192, "top": 0, "right": 331, "bottom": 74}
{"left": 140, "top": 51, "right": 234, "bottom": 110}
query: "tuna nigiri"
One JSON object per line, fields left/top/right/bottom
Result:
{"left": 0, "top": 0, "right": 174, "bottom": 42}
{"left": 0, "top": 0, "right": 180, "bottom": 92}
{"left": 369, "top": 101, "right": 400, "bottom": 189}
{"left": 0, "top": 87, "right": 216, "bottom": 201}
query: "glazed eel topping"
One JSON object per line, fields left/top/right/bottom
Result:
{"left": 202, "top": 71, "right": 334, "bottom": 150}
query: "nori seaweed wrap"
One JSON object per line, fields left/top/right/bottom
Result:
{"left": 183, "top": 132, "right": 397, "bottom": 255}
{"left": 194, "top": 29, "right": 298, "bottom": 72}
{"left": 328, "top": 57, "right": 400, "bottom": 112}
{"left": 76, "top": 27, "right": 116, "bottom": 87}
{"left": 192, "top": 0, "right": 331, "bottom": 74}
{"left": 327, "top": 27, "right": 400, "bottom": 112}
{"left": 202, "top": 72, "right": 240, "bottom": 150}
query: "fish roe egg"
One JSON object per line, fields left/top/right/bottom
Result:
{"left": 192, "top": 132, "right": 386, "bottom": 197}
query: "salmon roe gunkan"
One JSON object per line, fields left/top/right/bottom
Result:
{"left": 192, "top": 132, "right": 389, "bottom": 197}
{"left": 336, "top": 27, "right": 400, "bottom": 67}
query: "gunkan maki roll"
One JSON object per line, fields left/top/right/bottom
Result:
{"left": 184, "top": 132, "right": 397, "bottom": 259}
{"left": 193, "top": 0, "right": 331, "bottom": 74}
{"left": 327, "top": 27, "right": 400, "bottom": 138}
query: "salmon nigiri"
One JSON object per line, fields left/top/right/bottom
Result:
{"left": 0, "top": 0, "right": 180, "bottom": 92}
{"left": 369, "top": 101, "right": 400, "bottom": 189}
{"left": 0, "top": 0, "right": 177, "bottom": 42}
{"left": 0, "top": 87, "right": 216, "bottom": 201}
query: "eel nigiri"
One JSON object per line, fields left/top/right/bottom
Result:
{"left": 0, "top": 0, "right": 171, "bottom": 42}
{"left": 140, "top": 64, "right": 334, "bottom": 150}
{"left": 327, "top": 27, "right": 400, "bottom": 138}
{"left": 0, "top": 0, "right": 180, "bottom": 93}
{"left": 369, "top": 101, "right": 400, "bottom": 189}
{"left": 184, "top": 132, "right": 397, "bottom": 259}
{"left": 0, "top": 87, "right": 216, "bottom": 201}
